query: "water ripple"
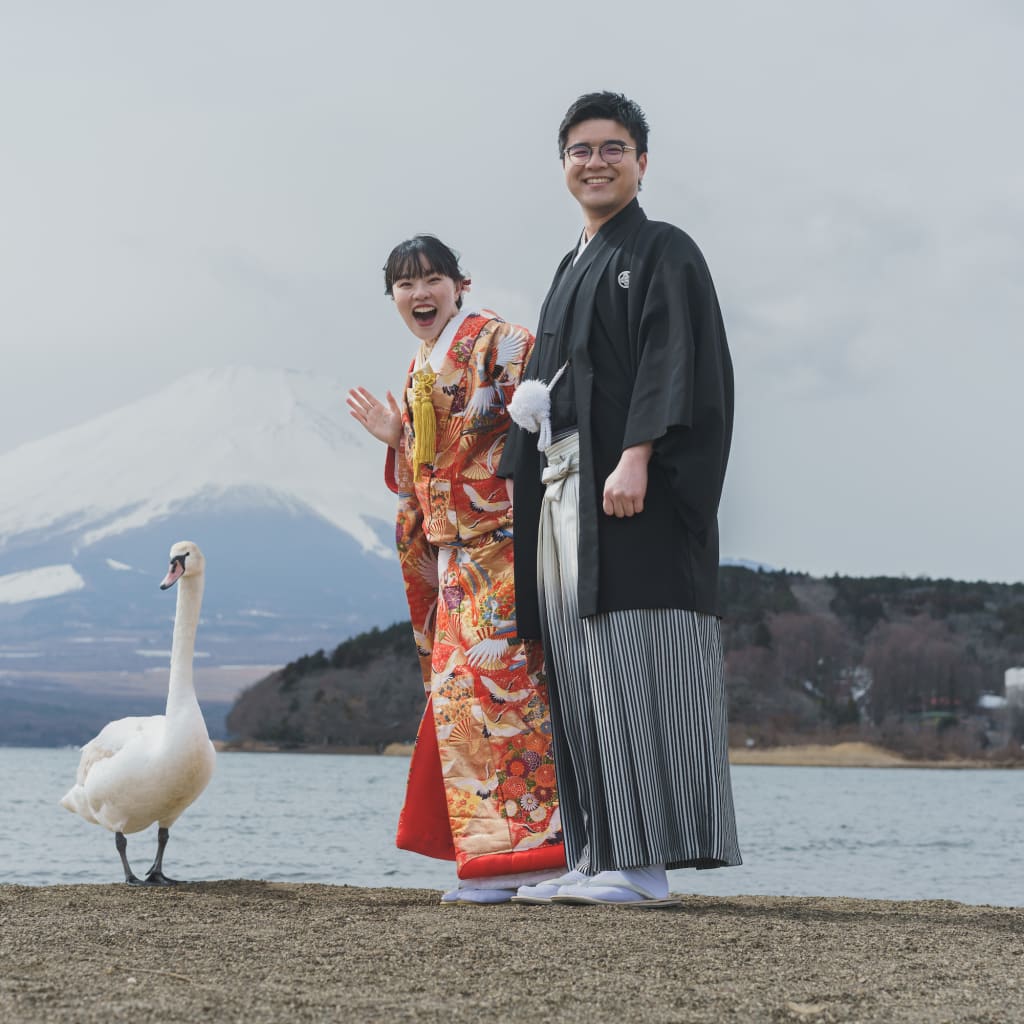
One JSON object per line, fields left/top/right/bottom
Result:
{"left": 1, "top": 749, "right": 1020, "bottom": 906}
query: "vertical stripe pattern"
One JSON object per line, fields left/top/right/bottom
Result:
{"left": 538, "top": 432, "right": 742, "bottom": 873}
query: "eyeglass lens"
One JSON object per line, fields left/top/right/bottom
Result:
{"left": 566, "top": 142, "right": 628, "bottom": 164}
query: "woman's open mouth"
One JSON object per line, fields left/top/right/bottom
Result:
{"left": 412, "top": 305, "right": 438, "bottom": 326}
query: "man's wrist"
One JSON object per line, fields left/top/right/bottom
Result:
{"left": 621, "top": 442, "right": 653, "bottom": 464}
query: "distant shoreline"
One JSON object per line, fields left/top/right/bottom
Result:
{"left": 727, "top": 740, "right": 1022, "bottom": 769}
{"left": 214, "top": 738, "right": 1023, "bottom": 769}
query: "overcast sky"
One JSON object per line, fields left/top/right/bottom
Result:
{"left": 2, "top": 2, "right": 1022, "bottom": 583}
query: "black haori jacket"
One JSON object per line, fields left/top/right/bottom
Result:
{"left": 499, "top": 200, "right": 734, "bottom": 641}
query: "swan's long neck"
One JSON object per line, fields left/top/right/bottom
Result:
{"left": 167, "top": 574, "right": 204, "bottom": 719}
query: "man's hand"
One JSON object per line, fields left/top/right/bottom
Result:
{"left": 346, "top": 387, "right": 402, "bottom": 450}
{"left": 602, "top": 443, "right": 653, "bottom": 518}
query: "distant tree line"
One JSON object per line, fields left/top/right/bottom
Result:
{"left": 720, "top": 569, "right": 1024, "bottom": 758}
{"left": 277, "top": 622, "right": 414, "bottom": 692}
{"left": 227, "top": 569, "right": 1024, "bottom": 761}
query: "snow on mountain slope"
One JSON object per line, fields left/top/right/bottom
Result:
{"left": 0, "top": 564, "right": 85, "bottom": 604}
{"left": 0, "top": 366, "right": 395, "bottom": 557}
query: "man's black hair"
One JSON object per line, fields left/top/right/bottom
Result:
{"left": 384, "top": 235, "right": 467, "bottom": 306}
{"left": 557, "top": 91, "right": 650, "bottom": 158}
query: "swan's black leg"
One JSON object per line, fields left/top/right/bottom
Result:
{"left": 144, "top": 827, "right": 180, "bottom": 885}
{"left": 115, "top": 831, "right": 142, "bottom": 885}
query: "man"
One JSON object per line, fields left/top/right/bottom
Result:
{"left": 499, "top": 91, "right": 741, "bottom": 906}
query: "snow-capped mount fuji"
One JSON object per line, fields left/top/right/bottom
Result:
{"left": 0, "top": 367, "right": 408, "bottom": 672}
{"left": 0, "top": 366, "right": 394, "bottom": 556}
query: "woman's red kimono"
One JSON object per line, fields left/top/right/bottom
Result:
{"left": 384, "top": 309, "right": 565, "bottom": 879}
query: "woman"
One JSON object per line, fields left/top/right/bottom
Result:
{"left": 347, "top": 236, "right": 565, "bottom": 904}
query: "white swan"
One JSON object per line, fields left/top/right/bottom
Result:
{"left": 60, "top": 541, "right": 216, "bottom": 884}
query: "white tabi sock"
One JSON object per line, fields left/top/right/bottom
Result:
{"left": 580, "top": 864, "right": 669, "bottom": 901}
{"left": 458, "top": 868, "right": 559, "bottom": 891}
{"left": 442, "top": 868, "right": 561, "bottom": 904}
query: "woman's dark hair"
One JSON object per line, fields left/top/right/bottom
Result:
{"left": 383, "top": 235, "right": 467, "bottom": 306}
{"left": 557, "top": 91, "right": 650, "bottom": 158}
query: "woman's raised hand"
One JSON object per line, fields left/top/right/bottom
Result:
{"left": 346, "top": 387, "right": 403, "bottom": 449}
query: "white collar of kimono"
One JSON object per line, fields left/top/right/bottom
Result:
{"left": 415, "top": 306, "right": 488, "bottom": 373}
{"left": 572, "top": 229, "right": 591, "bottom": 266}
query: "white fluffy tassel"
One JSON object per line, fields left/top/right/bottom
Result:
{"left": 508, "top": 362, "right": 569, "bottom": 453}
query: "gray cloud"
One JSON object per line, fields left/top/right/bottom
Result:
{"left": 1, "top": 1, "right": 1021, "bottom": 581}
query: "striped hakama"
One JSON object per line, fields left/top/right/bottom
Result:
{"left": 537, "top": 432, "right": 742, "bottom": 873}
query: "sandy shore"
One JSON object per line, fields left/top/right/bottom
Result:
{"left": 228, "top": 739, "right": 1020, "bottom": 770}
{"left": 1, "top": 882, "right": 1020, "bottom": 1023}
{"left": 724, "top": 741, "right": 1009, "bottom": 769}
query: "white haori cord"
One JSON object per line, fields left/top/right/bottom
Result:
{"left": 508, "top": 361, "right": 570, "bottom": 453}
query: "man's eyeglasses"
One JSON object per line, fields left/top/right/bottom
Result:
{"left": 563, "top": 141, "right": 636, "bottom": 165}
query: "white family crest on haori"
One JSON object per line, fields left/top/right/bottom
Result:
{"left": 60, "top": 541, "right": 217, "bottom": 885}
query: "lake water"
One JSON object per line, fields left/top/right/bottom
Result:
{"left": 1, "top": 747, "right": 1021, "bottom": 906}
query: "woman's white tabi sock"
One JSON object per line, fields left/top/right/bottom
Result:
{"left": 441, "top": 868, "right": 562, "bottom": 904}
{"left": 459, "top": 868, "right": 560, "bottom": 890}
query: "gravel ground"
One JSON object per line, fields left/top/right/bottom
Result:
{"left": 1, "top": 882, "right": 1021, "bottom": 1023}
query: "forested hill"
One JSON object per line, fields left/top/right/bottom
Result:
{"left": 225, "top": 568, "right": 1024, "bottom": 757}
{"left": 225, "top": 622, "right": 424, "bottom": 749}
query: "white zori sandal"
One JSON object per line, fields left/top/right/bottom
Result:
{"left": 550, "top": 866, "right": 679, "bottom": 907}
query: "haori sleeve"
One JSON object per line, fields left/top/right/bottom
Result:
{"left": 621, "top": 231, "right": 701, "bottom": 450}
{"left": 624, "top": 231, "right": 734, "bottom": 539}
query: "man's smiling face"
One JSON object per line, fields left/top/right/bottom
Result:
{"left": 563, "top": 117, "right": 646, "bottom": 229}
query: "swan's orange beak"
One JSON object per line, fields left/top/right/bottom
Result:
{"left": 160, "top": 556, "right": 186, "bottom": 590}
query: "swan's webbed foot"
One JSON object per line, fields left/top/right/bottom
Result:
{"left": 115, "top": 831, "right": 142, "bottom": 884}
{"left": 142, "top": 826, "right": 182, "bottom": 885}
{"left": 143, "top": 869, "right": 180, "bottom": 886}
